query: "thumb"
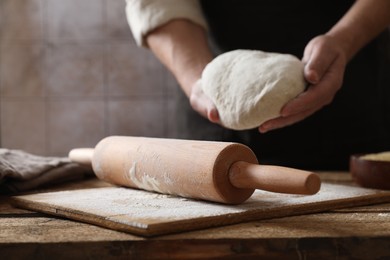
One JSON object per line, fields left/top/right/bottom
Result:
{"left": 189, "top": 79, "right": 220, "bottom": 123}
{"left": 304, "top": 48, "right": 335, "bottom": 85}
{"left": 208, "top": 106, "right": 219, "bottom": 123}
{"left": 304, "top": 65, "right": 320, "bottom": 85}
{"left": 196, "top": 79, "right": 220, "bottom": 123}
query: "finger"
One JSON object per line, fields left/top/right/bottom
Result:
{"left": 283, "top": 54, "right": 345, "bottom": 117}
{"left": 190, "top": 80, "right": 210, "bottom": 118}
{"left": 302, "top": 36, "right": 316, "bottom": 63}
{"left": 207, "top": 105, "right": 220, "bottom": 123}
{"left": 189, "top": 92, "right": 210, "bottom": 120}
{"left": 202, "top": 90, "right": 219, "bottom": 123}
{"left": 304, "top": 45, "right": 336, "bottom": 84}
{"left": 305, "top": 68, "right": 320, "bottom": 85}
{"left": 259, "top": 108, "right": 317, "bottom": 133}
{"left": 302, "top": 44, "right": 315, "bottom": 81}
{"left": 190, "top": 97, "right": 208, "bottom": 118}
{"left": 281, "top": 82, "right": 335, "bottom": 117}
{"left": 280, "top": 85, "right": 327, "bottom": 117}
{"left": 189, "top": 81, "right": 220, "bottom": 123}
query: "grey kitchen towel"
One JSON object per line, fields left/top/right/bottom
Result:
{"left": 0, "top": 149, "right": 94, "bottom": 194}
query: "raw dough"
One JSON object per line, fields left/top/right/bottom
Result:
{"left": 201, "top": 49, "right": 306, "bottom": 130}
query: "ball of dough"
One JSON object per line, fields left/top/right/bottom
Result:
{"left": 201, "top": 49, "right": 306, "bottom": 130}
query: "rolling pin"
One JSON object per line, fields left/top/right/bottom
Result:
{"left": 69, "top": 136, "right": 321, "bottom": 204}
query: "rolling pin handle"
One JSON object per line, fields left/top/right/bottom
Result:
{"left": 229, "top": 161, "right": 321, "bottom": 195}
{"left": 68, "top": 148, "right": 94, "bottom": 167}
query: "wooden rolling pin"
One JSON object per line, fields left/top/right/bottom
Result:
{"left": 69, "top": 136, "right": 321, "bottom": 204}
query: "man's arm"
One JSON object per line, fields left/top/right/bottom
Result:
{"left": 125, "top": 0, "right": 218, "bottom": 121}
{"left": 146, "top": 19, "right": 218, "bottom": 122}
{"left": 146, "top": 20, "right": 211, "bottom": 98}
{"left": 327, "top": 0, "right": 390, "bottom": 61}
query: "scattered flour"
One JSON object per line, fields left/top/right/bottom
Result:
{"left": 127, "top": 162, "right": 162, "bottom": 193}
{"left": 16, "top": 183, "right": 390, "bottom": 228}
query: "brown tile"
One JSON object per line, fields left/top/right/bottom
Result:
{"left": 46, "top": 0, "right": 106, "bottom": 43}
{"left": 46, "top": 43, "right": 105, "bottom": 97}
{"left": 47, "top": 100, "right": 105, "bottom": 156}
{"left": 165, "top": 69, "right": 180, "bottom": 96}
{"left": 0, "top": 3, "right": 2, "bottom": 30}
{"left": 0, "top": 43, "right": 45, "bottom": 97}
{"left": 107, "top": 98, "right": 166, "bottom": 137}
{"left": 106, "top": 0, "right": 132, "bottom": 40}
{"left": 166, "top": 97, "right": 179, "bottom": 138}
{"left": 0, "top": 0, "right": 44, "bottom": 42}
{"left": 108, "top": 43, "right": 165, "bottom": 97}
{"left": 0, "top": 99, "right": 46, "bottom": 155}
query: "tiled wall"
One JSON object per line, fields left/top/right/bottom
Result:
{"left": 0, "top": 0, "right": 179, "bottom": 156}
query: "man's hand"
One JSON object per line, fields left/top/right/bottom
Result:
{"left": 259, "top": 34, "right": 347, "bottom": 133}
{"left": 259, "top": 0, "right": 390, "bottom": 133}
{"left": 189, "top": 79, "right": 220, "bottom": 123}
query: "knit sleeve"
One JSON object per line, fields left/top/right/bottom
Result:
{"left": 126, "top": 0, "right": 208, "bottom": 47}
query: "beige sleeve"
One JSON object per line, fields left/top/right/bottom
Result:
{"left": 125, "top": 0, "right": 208, "bottom": 47}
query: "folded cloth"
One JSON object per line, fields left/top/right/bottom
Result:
{"left": 0, "top": 149, "right": 94, "bottom": 194}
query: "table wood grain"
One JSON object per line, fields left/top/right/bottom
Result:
{"left": 1, "top": 172, "right": 389, "bottom": 259}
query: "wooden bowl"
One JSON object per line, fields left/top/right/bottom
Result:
{"left": 350, "top": 153, "right": 390, "bottom": 190}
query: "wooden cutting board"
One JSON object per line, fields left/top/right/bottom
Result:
{"left": 11, "top": 182, "right": 390, "bottom": 237}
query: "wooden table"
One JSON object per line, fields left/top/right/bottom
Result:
{"left": 1, "top": 172, "right": 389, "bottom": 259}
